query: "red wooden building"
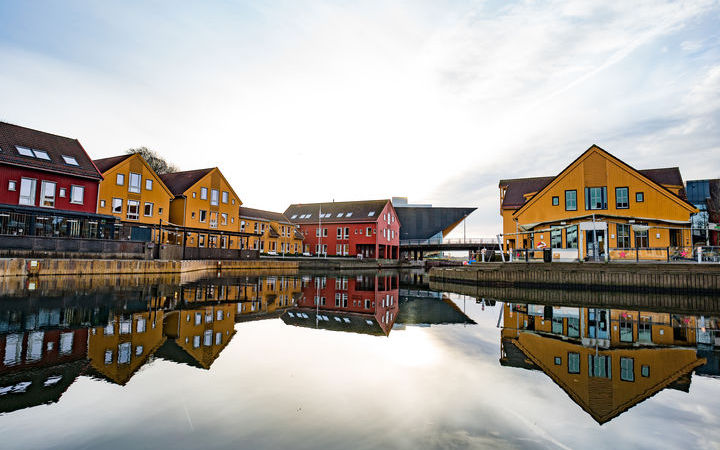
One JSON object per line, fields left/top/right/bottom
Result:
{"left": 284, "top": 199, "right": 401, "bottom": 259}
{"left": 0, "top": 122, "right": 112, "bottom": 237}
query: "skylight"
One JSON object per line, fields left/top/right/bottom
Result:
{"left": 34, "top": 150, "right": 50, "bottom": 160}
{"left": 16, "top": 146, "right": 34, "bottom": 157}
{"left": 62, "top": 155, "right": 79, "bottom": 166}
{"left": 291, "top": 215, "right": 297, "bottom": 219}
{"left": 345, "top": 212, "right": 352, "bottom": 217}
{"left": 337, "top": 213, "right": 343, "bottom": 217}
{"left": 368, "top": 211, "right": 375, "bottom": 216}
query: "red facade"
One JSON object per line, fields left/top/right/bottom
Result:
{"left": 296, "top": 201, "right": 401, "bottom": 259}
{"left": 0, "top": 165, "right": 99, "bottom": 213}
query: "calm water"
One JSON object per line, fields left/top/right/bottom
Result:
{"left": 0, "top": 270, "right": 718, "bottom": 449}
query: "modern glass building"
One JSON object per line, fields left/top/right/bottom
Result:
{"left": 391, "top": 197, "right": 476, "bottom": 244}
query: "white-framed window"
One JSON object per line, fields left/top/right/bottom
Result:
{"left": 136, "top": 317, "right": 146, "bottom": 333}
{"left": 112, "top": 198, "right": 123, "bottom": 214}
{"left": 143, "top": 202, "right": 153, "bottom": 217}
{"left": 100, "top": 199, "right": 106, "bottom": 208}
{"left": 40, "top": 181, "right": 56, "bottom": 208}
{"left": 210, "top": 212, "right": 218, "bottom": 228}
{"left": 70, "top": 185, "right": 84, "bottom": 204}
{"left": 59, "top": 187, "right": 66, "bottom": 198}
{"left": 145, "top": 178, "right": 153, "bottom": 190}
{"left": 59, "top": 332, "right": 74, "bottom": 355}
{"left": 118, "top": 342, "right": 131, "bottom": 364}
{"left": 128, "top": 172, "right": 141, "bottom": 193}
{"left": 19, "top": 178, "right": 37, "bottom": 205}
{"left": 8, "top": 180, "right": 16, "bottom": 191}
{"left": 16, "top": 146, "right": 35, "bottom": 157}
{"left": 104, "top": 349, "right": 113, "bottom": 364}
{"left": 221, "top": 213, "right": 228, "bottom": 226}
{"left": 337, "top": 227, "right": 343, "bottom": 239}
{"left": 222, "top": 191, "right": 229, "bottom": 203}
{"left": 193, "top": 335, "right": 201, "bottom": 348}
{"left": 199, "top": 210, "right": 207, "bottom": 222}
{"left": 210, "top": 189, "right": 219, "bottom": 206}
{"left": 200, "top": 187, "right": 208, "bottom": 200}
{"left": 119, "top": 320, "right": 132, "bottom": 334}
{"left": 366, "top": 227, "right": 372, "bottom": 236}
{"left": 116, "top": 173, "right": 125, "bottom": 185}
{"left": 127, "top": 200, "right": 140, "bottom": 220}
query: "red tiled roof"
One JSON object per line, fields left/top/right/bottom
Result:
{"left": 284, "top": 199, "right": 390, "bottom": 224}
{"left": 93, "top": 154, "right": 133, "bottom": 173}
{"left": 159, "top": 168, "right": 213, "bottom": 196}
{"left": 0, "top": 121, "right": 102, "bottom": 180}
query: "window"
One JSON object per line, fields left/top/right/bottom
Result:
{"left": 641, "top": 365, "right": 650, "bottom": 377}
{"left": 554, "top": 356, "right": 562, "bottom": 365}
{"left": 620, "top": 357, "right": 634, "bottom": 381}
{"left": 143, "top": 202, "right": 153, "bottom": 217}
{"left": 211, "top": 189, "right": 219, "bottom": 206}
{"left": 128, "top": 172, "right": 141, "bottom": 193}
{"left": 551, "top": 226, "right": 562, "bottom": 249}
{"left": 145, "top": 178, "right": 153, "bottom": 190}
{"left": 158, "top": 207, "right": 163, "bottom": 215}
{"left": 193, "top": 336, "right": 201, "bottom": 348}
{"left": 199, "top": 234, "right": 206, "bottom": 247}
{"left": 127, "top": 200, "right": 140, "bottom": 220}
{"left": 552, "top": 196, "right": 559, "bottom": 206}
{"left": 344, "top": 227, "right": 350, "bottom": 239}
{"left": 221, "top": 213, "right": 228, "bottom": 226}
{"left": 70, "top": 185, "right": 84, "bottom": 204}
{"left": 639, "top": 317, "right": 652, "bottom": 342}
{"left": 636, "top": 192, "right": 644, "bottom": 202}
{"left": 16, "top": 146, "right": 35, "bottom": 157}
{"left": 368, "top": 211, "right": 375, "bottom": 217}
{"left": 116, "top": 173, "right": 125, "bottom": 185}
{"left": 337, "top": 227, "right": 343, "bottom": 239}
{"left": 566, "top": 226, "right": 578, "bottom": 249}
{"left": 200, "top": 187, "right": 208, "bottom": 200}
{"left": 19, "top": 178, "right": 37, "bottom": 205}
{"left": 136, "top": 346, "right": 143, "bottom": 356}
{"left": 195, "top": 313, "right": 202, "bottom": 325}
{"left": 565, "top": 190, "right": 577, "bottom": 211}
{"left": 615, "top": 187, "right": 629, "bottom": 209}
{"left": 204, "top": 330, "right": 212, "bottom": 346}
{"left": 589, "top": 355, "right": 611, "bottom": 378}
{"left": 199, "top": 210, "right": 207, "bottom": 222}
{"left": 8, "top": 180, "right": 16, "bottom": 191}
{"left": 366, "top": 227, "right": 372, "bottom": 236}
{"left": 100, "top": 199, "right": 106, "bottom": 208}
{"left": 34, "top": 150, "right": 50, "bottom": 160}
{"left": 62, "top": 155, "right": 79, "bottom": 166}
{"left": 40, "top": 181, "right": 56, "bottom": 207}
{"left": 59, "top": 188, "right": 66, "bottom": 197}
{"left": 568, "top": 352, "right": 580, "bottom": 374}
{"left": 112, "top": 198, "right": 123, "bottom": 214}
{"left": 222, "top": 191, "right": 229, "bottom": 203}
{"left": 617, "top": 224, "right": 631, "bottom": 248}
{"left": 635, "top": 227, "right": 648, "bottom": 248}
{"left": 585, "top": 187, "right": 607, "bottom": 210}
{"left": 210, "top": 212, "right": 218, "bottom": 228}
{"left": 620, "top": 317, "right": 633, "bottom": 342}
{"left": 136, "top": 318, "right": 146, "bottom": 333}
{"left": 104, "top": 350, "right": 113, "bottom": 364}
{"left": 59, "top": 332, "right": 74, "bottom": 355}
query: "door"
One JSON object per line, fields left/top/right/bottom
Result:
{"left": 585, "top": 230, "right": 605, "bottom": 259}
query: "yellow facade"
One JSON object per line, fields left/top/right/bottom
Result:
{"left": 239, "top": 214, "right": 303, "bottom": 254}
{"left": 87, "top": 309, "right": 166, "bottom": 385}
{"left": 500, "top": 146, "right": 697, "bottom": 259}
{"left": 96, "top": 153, "right": 174, "bottom": 232}
{"left": 165, "top": 168, "right": 243, "bottom": 249}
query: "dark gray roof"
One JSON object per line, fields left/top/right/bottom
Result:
{"left": 159, "top": 168, "right": 214, "bottom": 196}
{"left": 238, "top": 207, "right": 293, "bottom": 224}
{"left": 284, "top": 199, "right": 390, "bottom": 224}
{"left": 93, "top": 154, "right": 133, "bottom": 173}
{"left": 281, "top": 308, "right": 387, "bottom": 336}
{"left": 0, "top": 121, "right": 102, "bottom": 180}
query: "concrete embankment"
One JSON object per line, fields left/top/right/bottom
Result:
{"left": 429, "top": 262, "right": 720, "bottom": 294}
{"left": 0, "top": 257, "right": 410, "bottom": 277}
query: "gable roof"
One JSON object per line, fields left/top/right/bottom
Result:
{"left": 93, "top": 154, "right": 133, "bottom": 173}
{"left": 284, "top": 199, "right": 391, "bottom": 224}
{"left": 499, "top": 176, "right": 555, "bottom": 209}
{"left": 0, "top": 121, "right": 103, "bottom": 180}
{"left": 238, "top": 207, "right": 293, "bottom": 224}
{"left": 159, "top": 168, "right": 214, "bottom": 196}
{"left": 638, "top": 167, "right": 684, "bottom": 187}
{"left": 93, "top": 153, "right": 174, "bottom": 198}
{"left": 507, "top": 145, "right": 696, "bottom": 215}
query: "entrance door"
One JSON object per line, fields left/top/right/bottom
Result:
{"left": 585, "top": 230, "right": 605, "bottom": 259}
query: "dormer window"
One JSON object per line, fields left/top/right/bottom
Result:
{"left": 62, "top": 155, "right": 79, "bottom": 166}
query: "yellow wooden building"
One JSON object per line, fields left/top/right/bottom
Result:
{"left": 93, "top": 153, "right": 174, "bottom": 241}
{"left": 159, "top": 168, "right": 244, "bottom": 248}
{"left": 499, "top": 145, "right": 698, "bottom": 260}
{"left": 238, "top": 207, "right": 304, "bottom": 254}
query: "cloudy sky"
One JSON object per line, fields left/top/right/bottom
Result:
{"left": 1, "top": 0, "right": 718, "bottom": 236}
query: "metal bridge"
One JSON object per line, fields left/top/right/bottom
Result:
{"left": 399, "top": 238, "right": 500, "bottom": 260}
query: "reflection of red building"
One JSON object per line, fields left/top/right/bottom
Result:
{"left": 284, "top": 200, "right": 400, "bottom": 259}
{"left": 297, "top": 274, "right": 400, "bottom": 335}
{"left": 0, "top": 328, "right": 89, "bottom": 374}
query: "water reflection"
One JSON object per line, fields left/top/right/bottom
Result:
{"left": 500, "top": 302, "right": 719, "bottom": 424}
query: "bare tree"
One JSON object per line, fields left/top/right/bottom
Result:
{"left": 126, "top": 147, "right": 178, "bottom": 174}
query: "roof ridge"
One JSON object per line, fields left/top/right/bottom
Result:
{"left": 0, "top": 121, "right": 79, "bottom": 141}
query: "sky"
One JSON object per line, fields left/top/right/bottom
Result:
{"left": 0, "top": 0, "right": 718, "bottom": 237}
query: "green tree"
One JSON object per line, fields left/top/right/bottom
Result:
{"left": 126, "top": 147, "right": 178, "bottom": 174}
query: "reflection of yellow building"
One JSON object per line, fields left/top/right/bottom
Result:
{"left": 87, "top": 310, "right": 166, "bottom": 385}
{"left": 94, "top": 153, "right": 174, "bottom": 240}
{"left": 233, "top": 276, "right": 302, "bottom": 317}
{"left": 501, "top": 303, "right": 706, "bottom": 424}
{"left": 499, "top": 145, "right": 697, "bottom": 259}
{"left": 160, "top": 168, "right": 243, "bottom": 248}
{"left": 160, "top": 304, "right": 236, "bottom": 369}
{"left": 238, "top": 207, "right": 303, "bottom": 254}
